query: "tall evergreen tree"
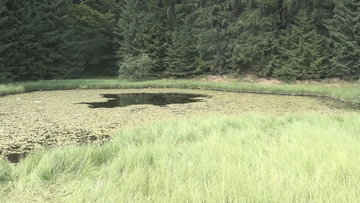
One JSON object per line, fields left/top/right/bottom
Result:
{"left": 71, "top": 0, "right": 121, "bottom": 76}
{"left": 1, "top": 0, "right": 85, "bottom": 81}
{"left": 0, "top": 1, "right": 40, "bottom": 81}
{"left": 1, "top": 0, "right": 344, "bottom": 81}
{"left": 324, "top": 0, "right": 360, "bottom": 80}
{"left": 115, "top": 0, "right": 168, "bottom": 79}
{"left": 272, "top": 9, "right": 330, "bottom": 81}
{"left": 191, "top": 0, "right": 234, "bottom": 74}
{"left": 114, "top": 0, "right": 148, "bottom": 79}
{"left": 114, "top": 0, "right": 144, "bottom": 58}
{"left": 164, "top": 18, "right": 199, "bottom": 77}
{"left": 141, "top": 0, "right": 169, "bottom": 76}
{"left": 227, "top": 2, "right": 278, "bottom": 76}
{"left": 0, "top": 0, "right": 12, "bottom": 82}
{"left": 32, "top": 0, "right": 85, "bottom": 79}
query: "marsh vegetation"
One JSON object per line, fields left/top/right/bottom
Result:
{"left": 0, "top": 79, "right": 360, "bottom": 202}
{"left": 2, "top": 0, "right": 360, "bottom": 201}
{"left": 2, "top": 87, "right": 353, "bottom": 161}
{"left": 1, "top": 114, "right": 360, "bottom": 202}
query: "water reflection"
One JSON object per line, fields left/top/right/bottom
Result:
{"left": 79, "top": 93, "right": 210, "bottom": 108}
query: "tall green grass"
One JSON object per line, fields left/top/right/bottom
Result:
{"left": 0, "top": 84, "right": 25, "bottom": 96}
{"left": 0, "top": 79, "right": 359, "bottom": 103}
{"left": 1, "top": 113, "right": 360, "bottom": 202}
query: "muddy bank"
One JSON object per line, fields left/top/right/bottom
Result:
{"left": 0, "top": 88, "right": 353, "bottom": 161}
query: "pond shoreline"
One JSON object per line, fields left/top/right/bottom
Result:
{"left": 1, "top": 79, "right": 358, "bottom": 104}
{"left": 1, "top": 88, "right": 356, "bottom": 162}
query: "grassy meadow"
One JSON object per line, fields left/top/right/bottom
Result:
{"left": 0, "top": 78, "right": 359, "bottom": 103}
{"left": 1, "top": 114, "right": 360, "bottom": 202}
{"left": 1, "top": 78, "right": 360, "bottom": 202}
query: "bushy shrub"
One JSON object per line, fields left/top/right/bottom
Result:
{"left": 273, "top": 63, "right": 298, "bottom": 82}
{"left": 118, "top": 54, "right": 155, "bottom": 80}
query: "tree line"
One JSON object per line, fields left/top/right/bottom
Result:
{"left": 0, "top": 0, "right": 359, "bottom": 82}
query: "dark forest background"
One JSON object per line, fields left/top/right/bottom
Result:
{"left": 1, "top": 0, "right": 359, "bottom": 82}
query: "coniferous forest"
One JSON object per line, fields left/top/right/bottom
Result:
{"left": 0, "top": 0, "right": 360, "bottom": 82}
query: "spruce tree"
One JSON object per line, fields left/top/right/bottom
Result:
{"left": 113, "top": 0, "right": 141, "bottom": 58}
{"left": 324, "top": 0, "right": 360, "bottom": 80}
{"left": 0, "top": 0, "right": 11, "bottom": 82}
{"left": 272, "top": 9, "right": 329, "bottom": 81}
{"left": 71, "top": 0, "right": 121, "bottom": 76}
{"left": 115, "top": 0, "right": 168, "bottom": 79}
{"left": 220, "top": 0, "right": 282, "bottom": 77}
{"left": 2, "top": 0, "right": 339, "bottom": 81}
{"left": 0, "top": 1, "right": 38, "bottom": 81}
{"left": 32, "top": 0, "right": 85, "bottom": 79}
{"left": 164, "top": 18, "right": 199, "bottom": 78}
{"left": 191, "top": 0, "right": 234, "bottom": 74}
{"left": 114, "top": 0, "right": 148, "bottom": 79}
{"left": 227, "top": 4, "right": 278, "bottom": 76}
{"left": 0, "top": 0, "right": 85, "bottom": 81}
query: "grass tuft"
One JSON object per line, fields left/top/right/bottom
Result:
{"left": 0, "top": 84, "right": 25, "bottom": 96}
{"left": 1, "top": 113, "right": 360, "bottom": 202}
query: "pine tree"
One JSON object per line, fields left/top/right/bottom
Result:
{"left": 115, "top": 0, "right": 168, "bottom": 79}
{"left": 0, "top": 0, "right": 12, "bottom": 82}
{"left": 215, "top": 0, "right": 283, "bottom": 77}
{"left": 191, "top": 0, "right": 234, "bottom": 74}
{"left": 1, "top": 0, "right": 85, "bottom": 81}
{"left": 227, "top": 4, "right": 278, "bottom": 76}
{"left": 71, "top": 0, "right": 121, "bottom": 76}
{"left": 0, "top": 1, "right": 37, "bottom": 81}
{"left": 114, "top": 0, "right": 148, "bottom": 79}
{"left": 324, "top": 0, "right": 360, "bottom": 80}
{"left": 32, "top": 0, "right": 85, "bottom": 79}
{"left": 272, "top": 9, "right": 330, "bottom": 81}
{"left": 114, "top": 0, "right": 142, "bottom": 58}
{"left": 2, "top": 0, "right": 339, "bottom": 81}
{"left": 164, "top": 18, "right": 199, "bottom": 78}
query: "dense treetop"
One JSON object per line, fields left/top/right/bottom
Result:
{"left": 1, "top": 0, "right": 359, "bottom": 82}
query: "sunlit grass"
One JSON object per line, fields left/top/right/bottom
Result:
{"left": 1, "top": 113, "right": 360, "bottom": 202}
{"left": 0, "top": 84, "right": 25, "bottom": 96}
{"left": 0, "top": 79, "right": 359, "bottom": 103}
{"left": 1, "top": 78, "right": 360, "bottom": 201}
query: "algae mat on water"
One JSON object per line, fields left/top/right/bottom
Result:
{"left": 0, "top": 88, "right": 354, "bottom": 161}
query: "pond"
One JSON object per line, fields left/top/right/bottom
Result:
{"left": 0, "top": 88, "right": 357, "bottom": 163}
{"left": 79, "top": 93, "right": 210, "bottom": 108}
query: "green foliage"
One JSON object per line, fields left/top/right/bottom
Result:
{"left": 273, "top": 63, "right": 298, "bottom": 82}
{"left": 118, "top": 54, "right": 156, "bottom": 80}
{"left": 324, "top": 0, "right": 360, "bottom": 80}
{"left": 191, "top": 1, "right": 234, "bottom": 74}
{"left": 1, "top": 0, "right": 360, "bottom": 81}
{"left": 0, "top": 1, "right": 35, "bottom": 81}
{"left": 0, "top": 0, "right": 85, "bottom": 81}
{"left": 1, "top": 78, "right": 358, "bottom": 104}
{"left": 114, "top": 0, "right": 146, "bottom": 58}
{"left": 353, "top": 79, "right": 360, "bottom": 103}
{"left": 164, "top": 18, "right": 199, "bottom": 78}
{"left": 271, "top": 10, "right": 330, "bottom": 81}
{"left": 70, "top": 0, "right": 120, "bottom": 76}
{"left": 115, "top": 0, "right": 168, "bottom": 79}
{"left": 0, "top": 0, "right": 11, "bottom": 82}
{"left": 33, "top": 0, "right": 86, "bottom": 79}
{"left": 228, "top": 5, "right": 278, "bottom": 76}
